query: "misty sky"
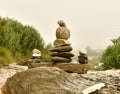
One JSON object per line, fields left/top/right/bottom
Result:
{"left": 0, "top": 0, "right": 120, "bottom": 50}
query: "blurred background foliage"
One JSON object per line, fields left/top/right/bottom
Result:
{"left": 85, "top": 46, "right": 103, "bottom": 71}
{"left": 0, "top": 17, "right": 52, "bottom": 67}
{"left": 0, "top": 47, "right": 14, "bottom": 67}
{"left": 101, "top": 37, "right": 120, "bottom": 70}
{"left": 86, "top": 36, "right": 120, "bottom": 70}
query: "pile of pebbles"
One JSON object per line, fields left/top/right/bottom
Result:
{"left": 78, "top": 48, "right": 88, "bottom": 64}
{"left": 28, "top": 49, "right": 41, "bottom": 66}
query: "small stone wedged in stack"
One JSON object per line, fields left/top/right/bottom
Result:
{"left": 52, "top": 56, "right": 72, "bottom": 63}
{"left": 54, "top": 39, "right": 71, "bottom": 47}
{"left": 51, "top": 52, "right": 74, "bottom": 58}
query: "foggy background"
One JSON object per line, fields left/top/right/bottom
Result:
{"left": 0, "top": 0, "right": 120, "bottom": 50}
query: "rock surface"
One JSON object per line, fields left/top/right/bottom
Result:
{"left": 5, "top": 67, "right": 81, "bottom": 94}
{"left": 2, "top": 66, "right": 120, "bottom": 94}
{"left": 0, "top": 63, "right": 28, "bottom": 94}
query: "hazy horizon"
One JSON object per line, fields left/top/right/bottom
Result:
{"left": 0, "top": 0, "right": 120, "bottom": 50}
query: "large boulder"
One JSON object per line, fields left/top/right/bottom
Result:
{"left": 2, "top": 67, "right": 120, "bottom": 94}
{"left": 4, "top": 67, "right": 84, "bottom": 94}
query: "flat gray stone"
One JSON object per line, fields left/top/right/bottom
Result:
{"left": 52, "top": 56, "right": 71, "bottom": 63}
{"left": 78, "top": 57, "right": 88, "bottom": 64}
{"left": 51, "top": 52, "right": 74, "bottom": 58}
{"left": 50, "top": 46, "right": 73, "bottom": 52}
{"left": 78, "top": 55, "right": 88, "bottom": 60}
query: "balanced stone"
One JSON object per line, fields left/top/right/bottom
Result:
{"left": 78, "top": 48, "right": 88, "bottom": 64}
{"left": 51, "top": 20, "right": 74, "bottom": 63}
{"left": 50, "top": 45, "right": 72, "bottom": 52}
{"left": 32, "top": 48, "right": 41, "bottom": 54}
{"left": 56, "top": 27, "right": 70, "bottom": 40}
{"left": 51, "top": 52, "right": 74, "bottom": 58}
{"left": 29, "top": 58, "right": 41, "bottom": 63}
{"left": 58, "top": 20, "right": 66, "bottom": 27}
{"left": 29, "top": 49, "right": 41, "bottom": 63}
{"left": 78, "top": 54, "right": 88, "bottom": 60}
{"left": 54, "top": 39, "right": 71, "bottom": 47}
{"left": 32, "top": 48, "right": 41, "bottom": 59}
{"left": 52, "top": 56, "right": 72, "bottom": 63}
{"left": 56, "top": 20, "right": 70, "bottom": 40}
{"left": 78, "top": 56, "right": 88, "bottom": 64}
{"left": 79, "top": 48, "right": 87, "bottom": 55}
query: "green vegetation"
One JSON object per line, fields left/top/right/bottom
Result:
{"left": 41, "top": 43, "right": 52, "bottom": 62}
{"left": 0, "top": 47, "right": 14, "bottom": 67}
{"left": 0, "top": 17, "right": 52, "bottom": 66}
{"left": 101, "top": 37, "right": 120, "bottom": 70}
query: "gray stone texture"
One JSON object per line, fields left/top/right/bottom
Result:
{"left": 56, "top": 27, "right": 70, "bottom": 40}
{"left": 51, "top": 52, "right": 74, "bottom": 58}
{"left": 52, "top": 56, "right": 72, "bottom": 63}
{"left": 78, "top": 53, "right": 88, "bottom": 64}
{"left": 50, "top": 46, "right": 72, "bottom": 52}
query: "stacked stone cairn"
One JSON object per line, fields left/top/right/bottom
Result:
{"left": 78, "top": 48, "right": 88, "bottom": 64}
{"left": 50, "top": 20, "right": 74, "bottom": 63}
{"left": 30, "top": 49, "right": 41, "bottom": 63}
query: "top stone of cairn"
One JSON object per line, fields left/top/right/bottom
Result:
{"left": 58, "top": 20, "right": 66, "bottom": 27}
{"left": 56, "top": 20, "right": 70, "bottom": 40}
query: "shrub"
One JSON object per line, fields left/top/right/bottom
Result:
{"left": 0, "top": 47, "right": 14, "bottom": 67}
{"left": 101, "top": 37, "right": 120, "bottom": 70}
{"left": 0, "top": 17, "right": 51, "bottom": 65}
{"left": 41, "top": 43, "right": 52, "bottom": 62}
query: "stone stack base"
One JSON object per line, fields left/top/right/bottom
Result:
{"left": 28, "top": 63, "right": 89, "bottom": 74}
